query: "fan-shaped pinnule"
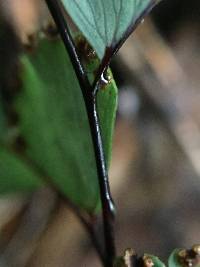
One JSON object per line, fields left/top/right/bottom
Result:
{"left": 61, "top": 0, "right": 162, "bottom": 59}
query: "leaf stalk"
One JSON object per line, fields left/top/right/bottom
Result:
{"left": 45, "top": 0, "right": 116, "bottom": 266}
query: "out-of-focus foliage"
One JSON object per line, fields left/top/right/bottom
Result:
{"left": 0, "top": 147, "right": 43, "bottom": 193}
{"left": 14, "top": 37, "right": 117, "bottom": 212}
{"left": 114, "top": 251, "right": 166, "bottom": 267}
{"left": 0, "top": 19, "right": 42, "bottom": 195}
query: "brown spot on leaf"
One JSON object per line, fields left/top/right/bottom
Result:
{"left": 14, "top": 135, "right": 27, "bottom": 153}
{"left": 23, "top": 33, "right": 38, "bottom": 52}
{"left": 75, "top": 35, "right": 96, "bottom": 62}
{"left": 42, "top": 22, "right": 59, "bottom": 40}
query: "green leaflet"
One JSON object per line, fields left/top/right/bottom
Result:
{"left": 61, "top": 0, "right": 160, "bottom": 59}
{"left": 0, "top": 147, "right": 42, "bottom": 194}
{"left": 168, "top": 249, "right": 183, "bottom": 267}
{"left": 16, "top": 37, "right": 117, "bottom": 212}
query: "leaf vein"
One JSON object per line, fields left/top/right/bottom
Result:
{"left": 112, "top": 0, "right": 122, "bottom": 44}
{"left": 100, "top": 0, "right": 108, "bottom": 45}
{"left": 73, "top": 0, "right": 105, "bottom": 45}
{"left": 86, "top": 0, "right": 106, "bottom": 44}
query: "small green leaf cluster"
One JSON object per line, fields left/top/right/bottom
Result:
{"left": 115, "top": 245, "right": 200, "bottom": 267}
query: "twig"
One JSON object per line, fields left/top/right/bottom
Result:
{"left": 0, "top": 188, "right": 57, "bottom": 267}
{"left": 44, "top": 0, "right": 116, "bottom": 266}
{"left": 20, "top": 150, "right": 106, "bottom": 266}
{"left": 64, "top": 198, "right": 105, "bottom": 264}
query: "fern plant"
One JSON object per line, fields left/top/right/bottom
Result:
{"left": 1, "top": 0, "right": 199, "bottom": 267}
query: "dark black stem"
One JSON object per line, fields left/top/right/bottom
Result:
{"left": 44, "top": 0, "right": 90, "bottom": 94}
{"left": 45, "top": 0, "right": 116, "bottom": 266}
{"left": 86, "top": 96, "right": 116, "bottom": 266}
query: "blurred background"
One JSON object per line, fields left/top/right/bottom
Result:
{"left": 1, "top": 0, "right": 200, "bottom": 266}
